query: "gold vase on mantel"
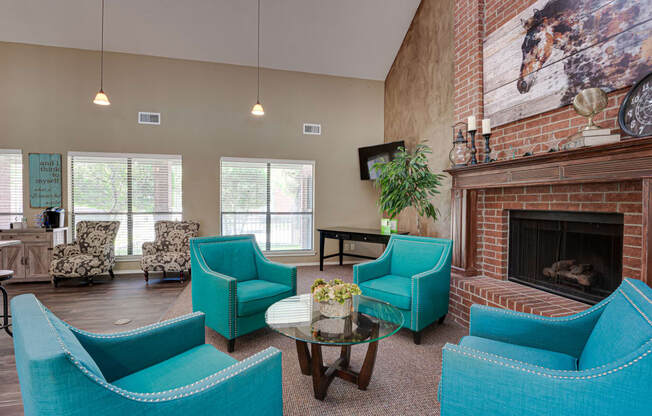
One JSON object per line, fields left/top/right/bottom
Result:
{"left": 573, "top": 88, "right": 608, "bottom": 131}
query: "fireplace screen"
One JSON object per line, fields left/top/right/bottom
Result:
{"left": 508, "top": 210, "right": 623, "bottom": 304}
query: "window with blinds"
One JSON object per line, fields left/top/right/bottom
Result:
{"left": 69, "top": 152, "right": 182, "bottom": 256}
{"left": 0, "top": 149, "right": 23, "bottom": 229}
{"left": 221, "top": 158, "right": 314, "bottom": 252}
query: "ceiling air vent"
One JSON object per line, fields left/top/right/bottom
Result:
{"left": 138, "top": 112, "right": 161, "bottom": 125}
{"left": 303, "top": 123, "right": 321, "bottom": 135}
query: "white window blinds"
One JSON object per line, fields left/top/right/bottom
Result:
{"left": 221, "top": 158, "right": 314, "bottom": 252}
{"left": 0, "top": 149, "right": 23, "bottom": 229}
{"left": 69, "top": 152, "right": 182, "bottom": 256}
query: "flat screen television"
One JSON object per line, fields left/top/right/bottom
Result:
{"left": 358, "top": 141, "right": 405, "bottom": 180}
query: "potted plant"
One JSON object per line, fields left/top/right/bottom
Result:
{"left": 373, "top": 142, "right": 444, "bottom": 235}
{"left": 311, "top": 278, "right": 362, "bottom": 318}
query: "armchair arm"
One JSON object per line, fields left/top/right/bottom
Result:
{"left": 439, "top": 341, "right": 652, "bottom": 416}
{"left": 255, "top": 253, "right": 297, "bottom": 293}
{"left": 469, "top": 299, "right": 607, "bottom": 357}
{"left": 66, "top": 347, "right": 283, "bottom": 415}
{"left": 353, "top": 249, "right": 392, "bottom": 285}
{"left": 409, "top": 249, "right": 451, "bottom": 331}
{"left": 53, "top": 243, "right": 81, "bottom": 259}
{"left": 71, "top": 312, "right": 206, "bottom": 382}
{"left": 142, "top": 241, "right": 162, "bottom": 256}
{"left": 191, "top": 246, "right": 237, "bottom": 339}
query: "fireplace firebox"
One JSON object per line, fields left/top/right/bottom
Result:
{"left": 508, "top": 210, "right": 623, "bottom": 304}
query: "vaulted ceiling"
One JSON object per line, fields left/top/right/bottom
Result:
{"left": 0, "top": 0, "right": 421, "bottom": 80}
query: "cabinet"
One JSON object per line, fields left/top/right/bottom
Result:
{"left": 0, "top": 228, "right": 68, "bottom": 282}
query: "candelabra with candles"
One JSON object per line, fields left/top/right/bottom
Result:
{"left": 482, "top": 118, "right": 492, "bottom": 163}
{"left": 467, "top": 116, "right": 478, "bottom": 165}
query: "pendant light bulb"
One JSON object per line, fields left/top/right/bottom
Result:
{"left": 251, "top": 0, "right": 264, "bottom": 116}
{"left": 251, "top": 101, "right": 265, "bottom": 116}
{"left": 94, "top": 0, "right": 110, "bottom": 106}
{"left": 93, "top": 89, "right": 111, "bottom": 105}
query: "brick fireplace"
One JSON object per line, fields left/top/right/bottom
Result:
{"left": 446, "top": 140, "right": 652, "bottom": 327}
{"left": 478, "top": 181, "right": 641, "bottom": 283}
{"left": 446, "top": 0, "right": 652, "bottom": 328}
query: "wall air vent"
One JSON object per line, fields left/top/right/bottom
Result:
{"left": 138, "top": 112, "right": 161, "bottom": 125}
{"left": 303, "top": 123, "right": 321, "bottom": 135}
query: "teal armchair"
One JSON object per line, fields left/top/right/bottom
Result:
{"left": 190, "top": 235, "right": 297, "bottom": 352}
{"left": 12, "top": 294, "right": 283, "bottom": 416}
{"left": 353, "top": 234, "right": 453, "bottom": 344}
{"left": 439, "top": 278, "right": 652, "bottom": 416}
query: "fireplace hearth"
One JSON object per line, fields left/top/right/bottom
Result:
{"left": 508, "top": 210, "right": 623, "bottom": 304}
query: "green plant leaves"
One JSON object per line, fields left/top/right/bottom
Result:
{"left": 372, "top": 143, "right": 444, "bottom": 222}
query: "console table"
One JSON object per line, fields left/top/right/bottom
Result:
{"left": 0, "top": 228, "right": 68, "bottom": 282}
{"left": 317, "top": 227, "right": 408, "bottom": 271}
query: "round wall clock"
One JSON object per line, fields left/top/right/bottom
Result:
{"left": 619, "top": 72, "right": 652, "bottom": 138}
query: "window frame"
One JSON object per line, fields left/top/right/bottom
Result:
{"left": 68, "top": 151, "right": 183, "bottom": 259}
{"left": 219, "top": 157, "right": 316, "bottom": 256}
{"left": 0, "top": 149, "right": 23, "bottom": 228}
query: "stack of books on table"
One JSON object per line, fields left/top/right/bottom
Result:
{"left": 575, "top": 128, "right": 621, "bottom": 147}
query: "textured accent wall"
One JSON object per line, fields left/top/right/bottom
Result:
{"left": 384, "top": 0, "right": 455, "bottom": 238}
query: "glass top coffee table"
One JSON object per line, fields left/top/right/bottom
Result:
{"left": 265, "top": 294, "right": 403, "bottom": 400}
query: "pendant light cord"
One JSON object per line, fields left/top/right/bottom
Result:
{"left": 257, "top": 0, "right": 260, "bottom": 101}
{"left": 100, "top": 0, "right": 105, "bottom": 91}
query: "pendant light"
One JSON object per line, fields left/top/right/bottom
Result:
{"left": 251, "top": 0, "right": 264, "bottom": 116}
{"left": 93, "top": 0, "right": 110, "bottom": 106}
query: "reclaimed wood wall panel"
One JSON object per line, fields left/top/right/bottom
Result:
{"left": 484, "top": 0, "right": 652, "bottom": 127}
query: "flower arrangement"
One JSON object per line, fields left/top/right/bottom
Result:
{"left": 311, "top": 278, "right": 361, "bottom": 304}
{"left": 310, "top": 278, "right": 362, "bottom": 318}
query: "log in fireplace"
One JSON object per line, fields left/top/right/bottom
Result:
{"left": 508, "top": 210, "right": 623, "bottom": 304}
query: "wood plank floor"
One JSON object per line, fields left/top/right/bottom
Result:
{"left": 0, "top": 274, "right": 188, "bottom": 416}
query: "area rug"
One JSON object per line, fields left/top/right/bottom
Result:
{"left": 162, "top": 265, "right": 466, "bottom": 415}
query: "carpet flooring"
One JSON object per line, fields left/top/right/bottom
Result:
{"left": 163, "top": 265, "right": 467, "bottom": 415}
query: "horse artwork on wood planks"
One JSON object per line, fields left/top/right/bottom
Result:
{"left": 484, "top": 0, "right": 652, "bottom": 127}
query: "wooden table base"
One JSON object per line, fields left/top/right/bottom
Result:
{"left": 295, "top": 338, "right": 379, "bottom": 400}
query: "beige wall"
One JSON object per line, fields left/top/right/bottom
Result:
{"left": 384, "top": 0, "right": 455, "bottom": 238}
{"left": 0, "top": 41, "right": 386, "bottom": 270}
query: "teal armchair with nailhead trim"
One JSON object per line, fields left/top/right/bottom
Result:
{"left": 439, "top": 278, "right": 652, "bottom": 416}
{"left": 190, "top": 235, "right": 297, "bottom": 352}
{"left": 353, "top": 234, "right": 453, "bottom": 344}
{"left": 11, "top": 293, "right": 282, "bottom": 416}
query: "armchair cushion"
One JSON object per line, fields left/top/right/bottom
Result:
{"left": 141, "top": 252, "right": 191, "bottom": 273}
{"left": 579, "top": 280, "right": 652, "bottom": 369}
{"left": 75, "top": 220, "right": 120, "bottom": 257}
{"left": 113, "top": 344, "right": 238, "bottom": 393}
{"left": 358, "top": 274, "right": 412, "bottom": 310}
{"left": 156, "top": 220, "right": 200, "bottom": 252}
{"left": 459, "top": 336, "right": 578, "bottom": 370}
{"left": 390, "top": 238, "right": 443, "bottom": 277}
{"left": 50, "top": 254, "right": 106, "bottom": 278}
{"left": 237, "top": 280, "right": 293, "bottom": 317}
{"left": 200, "top": 239, "right": 258, "bottom": 282}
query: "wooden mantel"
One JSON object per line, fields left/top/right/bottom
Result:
{"left": 445, "top": 137, "right": 652, "bottom": 282}
{"left": 445, "top": 137, "right": 652, "bottom": 189}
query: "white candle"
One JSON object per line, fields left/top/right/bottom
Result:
{"left": 482, "top": 118, "right": 491, "bottom": 134}
{"left": 467, "top": 116, "right": 476, "bottom": 131}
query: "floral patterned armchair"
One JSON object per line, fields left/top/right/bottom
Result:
{"left": 141, "top": 220, "right": 200, "bottom": 282}
{"left": 49, "top": 221, "right": 120, "bottom": 287}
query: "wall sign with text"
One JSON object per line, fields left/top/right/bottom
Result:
{"left": 29, "top": 153, "right": 62, "bottom": 207}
